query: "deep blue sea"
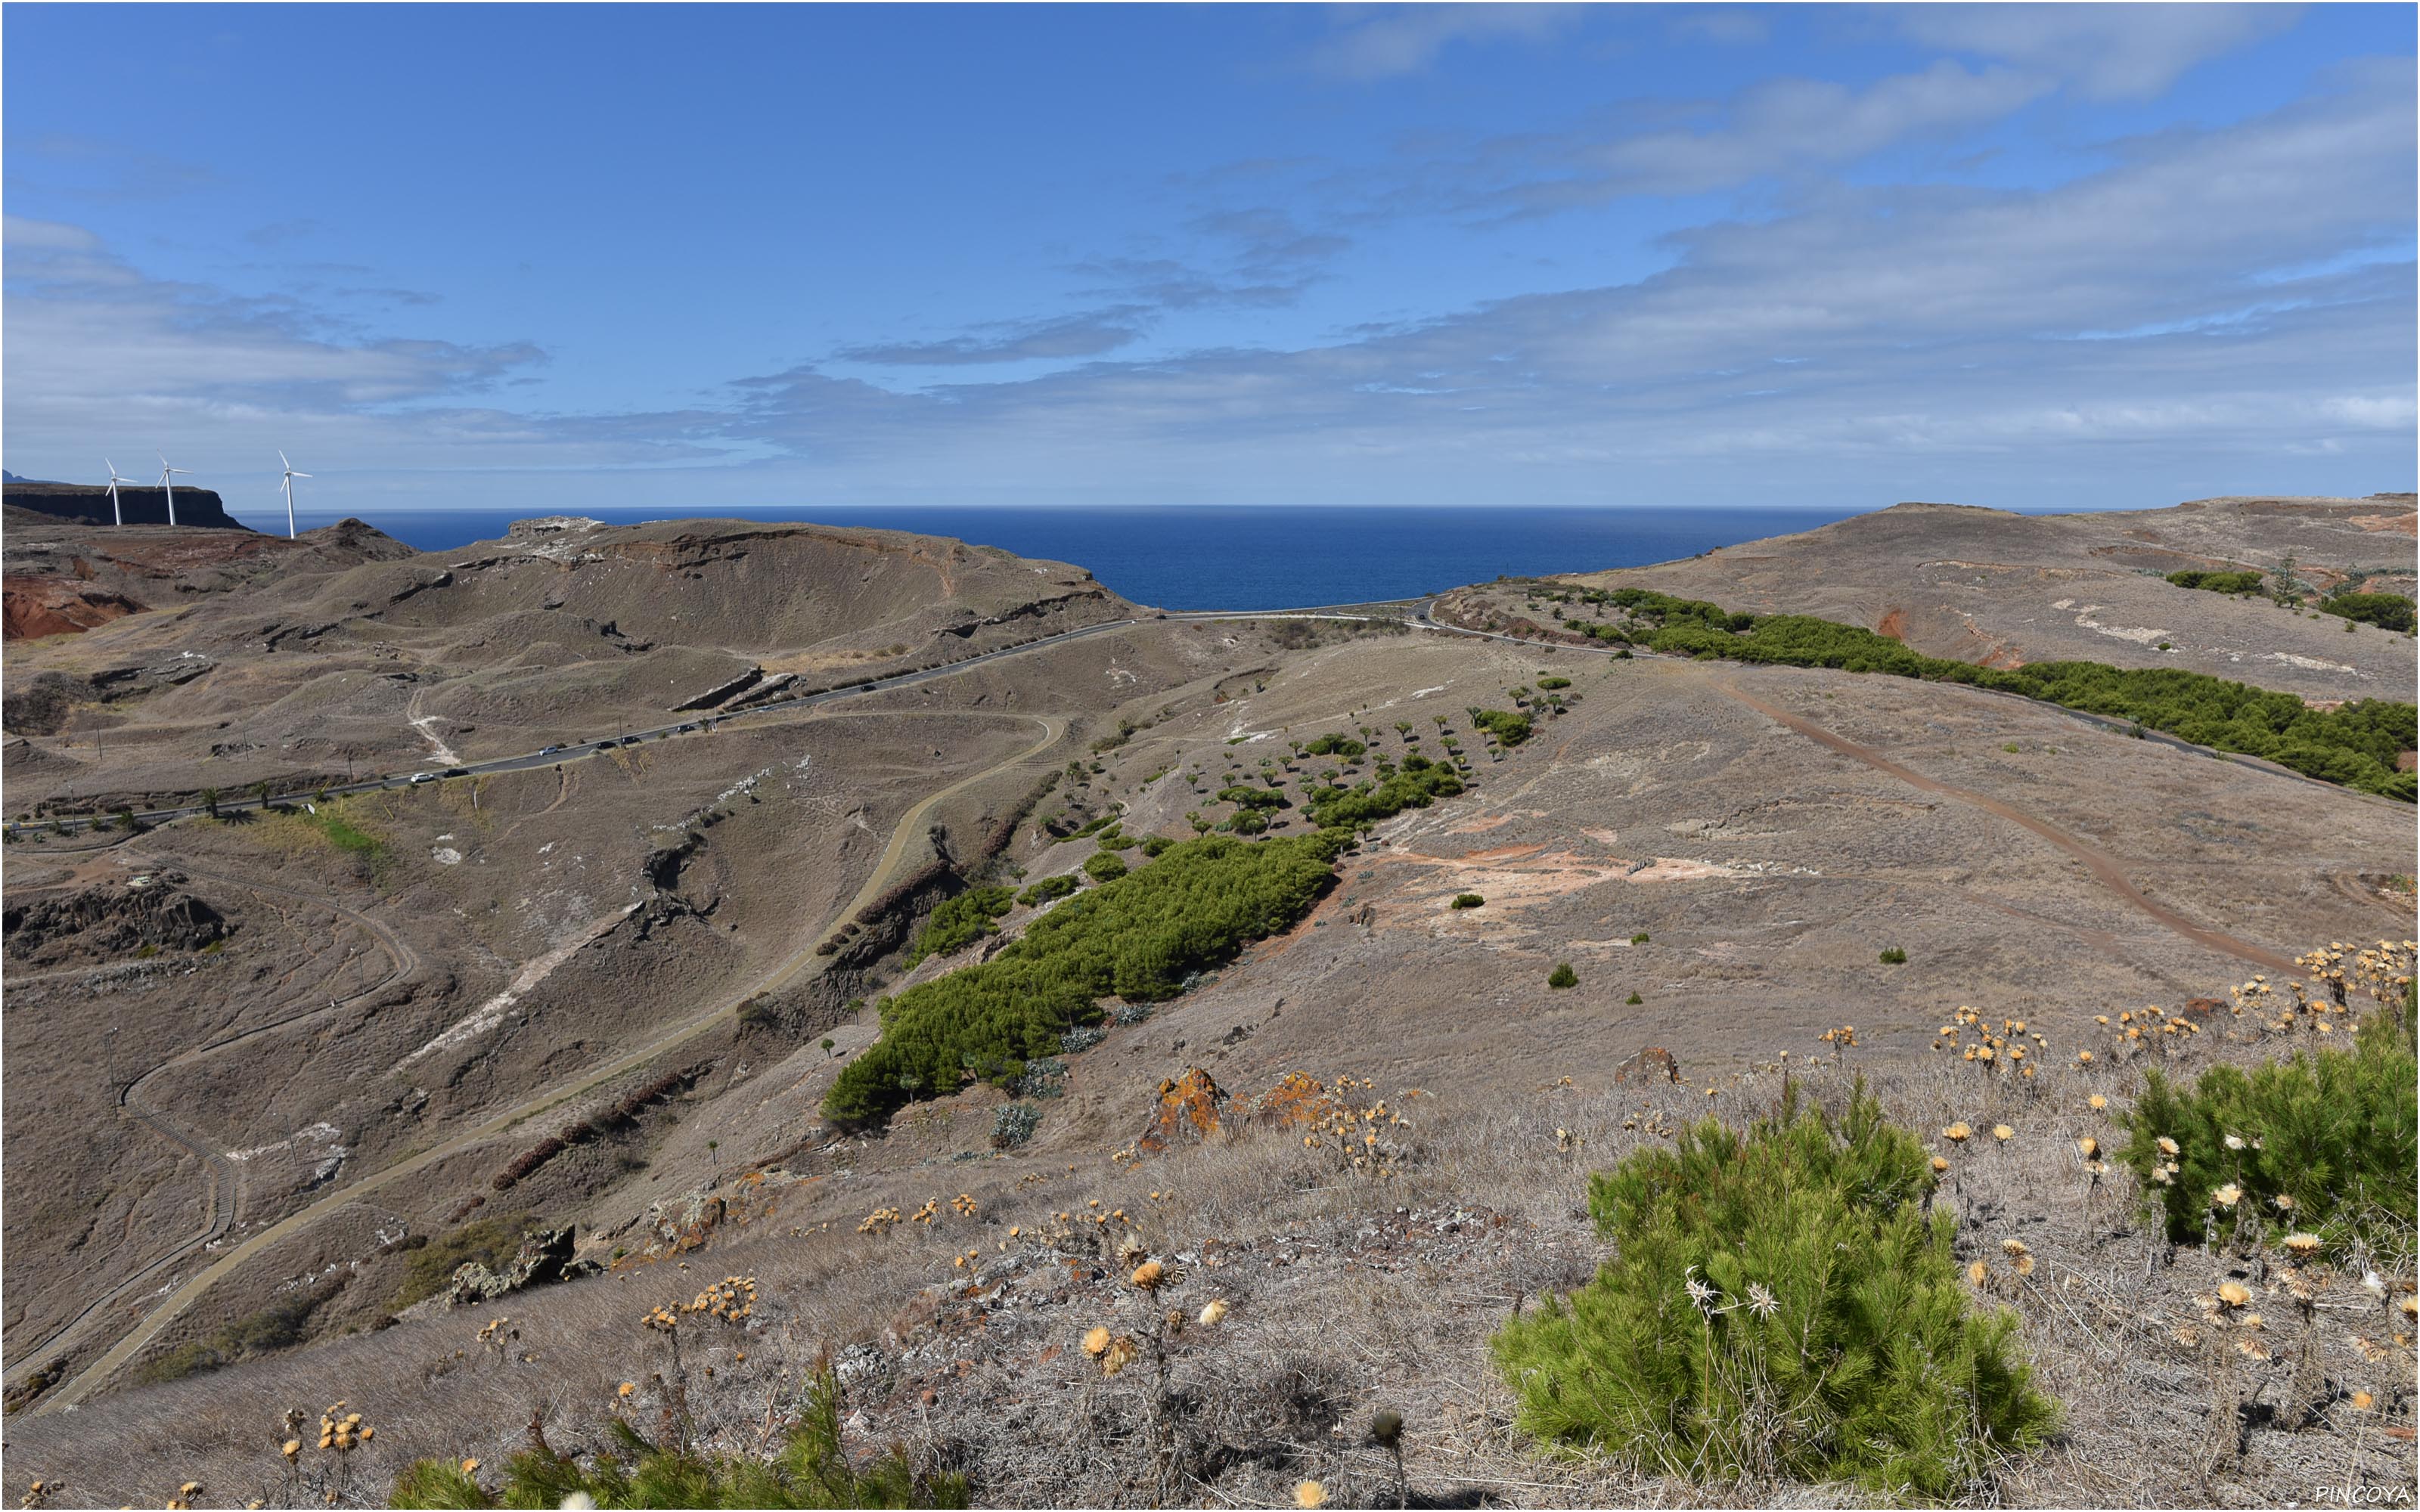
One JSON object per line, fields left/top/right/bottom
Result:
{"left": 239, "top": 504, "right": 1866, "bottom": 612}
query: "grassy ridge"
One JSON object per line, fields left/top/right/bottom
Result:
{"left": 1562, "top": 589, "right": 2416, "bottom": 801}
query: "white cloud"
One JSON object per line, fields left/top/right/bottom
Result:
{"left": 1302, "top": 4, "right": 1581, "bottom": 81}
{"left": 1896, "top": 4, "right": 2301, "bottom": 101}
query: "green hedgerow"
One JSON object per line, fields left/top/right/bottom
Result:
{"left": 2118, "top": 1011, "right": 2416, "bottom": 1254}
{"left": 1493, "top": 1083, "right": 2055, "bottom": 1498}
{"left": 1450, "top": 893, "right": 1485, "bottom": 909}
{"left": 1547, "top": 962, "right": 1578, "bottom": 990}
{"left": 392, "top": 1367, "right": 966, "bottom": 1508}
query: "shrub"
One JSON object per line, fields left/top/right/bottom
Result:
{"left": 391, "top": 1215, "right": 529, "bottom": 1309}
{"left": 1470, "top": 708, "right": 1534, "bottom": 746}
{"left": 1302, "top": 755, "right": 1463, "bottom": 829}
{"left": 1450, "top": 893, "right": 1485, "bottom": 909}
{"left": 2119, "top": 1014, "right": 2415, "bottom": 1253}
{"left": 904, "top": 887, "right": 1017, "bottom": 967}
{"left": 2165, "top": 569, "right": 2267, "bottom": 595}
{"left": 1493, "top": 1083, "right": 2055, "bottom": 1496}
{"left": 1879, "top": 947, "right": 1908, "bottom": 965}
{"left": 1547, "top": 962, "right": 1578, "bottom": 990}
{"left": 1535, "top": 676, "right": 1572, "bottom": 690}
{"left": 1082, "top": 850, "right": 1129, "bottom": 882}
{"left": 991, "top": 1103, "right": 1042, "bottom": 1149}
{"left": 1019, "top": 874, "right": 1080, "bottom": 907}
{"left": 1626, "top": 991, "right": 1643, "bottom": 1005}
{"left": 823, "top": 834, "right": 1339, "bottom": 1124}
{"left": 2319, "top": 590, "right": 2416, "bottom": 633}
{"left": 1140, "top": 835, "right": 1174, "bottom": 857}
{"left": 391, "top": 1367, "right": 967, "bottom": 1508}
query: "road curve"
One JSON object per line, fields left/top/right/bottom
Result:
{"left": 22, "top": 714, "right": 1066, "bottom": 1414}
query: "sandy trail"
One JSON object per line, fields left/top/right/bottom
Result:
{"left": 1708, "top": 675, "right": 2294, "bottom": 973}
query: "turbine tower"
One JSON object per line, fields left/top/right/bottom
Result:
{"left": 278, "top": 451, "right": 311, "bottom": 539}
{"left": 105, "top": 460, "right": 138, "bottom": 526}
{"left": 157, "top": 454, "right": 192, "bottom": 526}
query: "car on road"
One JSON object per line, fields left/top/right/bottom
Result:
{"left": 676, "top": 723, "right": 698, "bottom": 733}
{"left": 443, "top": 767, "right": 468, "bottom": 778}
{"left": 538, "top": 745, "right": 563, "bottom": 756}
{"left": 409, "top": 773, "right": 436, "bottom": 785}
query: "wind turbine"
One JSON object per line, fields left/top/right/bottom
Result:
{"left": 157, "top": 454, "right": 192, "bottom": 526}
{"left": 105, "top": 460, "right": 138, "bottom": 526}
{"left": 278, "top": 451, "right": 311, "bottom": 539}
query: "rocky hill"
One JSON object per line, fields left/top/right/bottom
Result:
{"left": 5, "top": 482, "right": 248, "bottom": 530}
{"left": 1, "top": 500, "right": 2409, "bottom": 1508}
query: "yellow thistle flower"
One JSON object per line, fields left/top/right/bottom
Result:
{"left": 2352, "top": 1390, "right": 2375, "bottom": 1411}
{"left": 1102, "top": 1336, "right": 1138, "bottom": 1377}
{"left": 1993, "top": 1125, "right": 2013, "bottom": 1142}
{"left": 1967, "top": 1259, "right": 1989, "bottom": 1285}
{"left": 2213, "top": 1184, "right": 2242, "bottom": 1208}
{"left": 2282, "top": 1232, "right": 2320, "bottom": 1257}
{"left": 1931, "top": 1155, "right": 1950, "bottom": 1173}
{"left": 1199, "top": 1299, "right": 1230, "bottom": 1327}
{"left": 2089, "top": 1094, "right": 2107, "bottom": 1111}
{"left": 2217, "top": 1281, "right": 2251, "bottom": 1308}
{"left": 2156, "top": 1136, "right": 2180, "bottom": 1157}
{"left": 2013, "top": 1253, "right": 2036, "bottom": 1277}
{"left": 460, "top": 1459, "right": 480, "bottom": 1475}
{"left": 618, "top": 1381, "right": 636, "bottom": 1398}
{"left": 1083, "top": 1325, "right": 1112, "bottom": 1356}
{"left": 1943, "top": 1123, "right": 1971, "bottom": 1144}
{"left": 2076, "top": 1137, "right": 2099, "bottom": 1159}
{"left": 1130, "top": 1260, "right": 1165, "bottom": 1290}
{"left": 1295, "top": 1482, "right": 1329, "bottom": 1509}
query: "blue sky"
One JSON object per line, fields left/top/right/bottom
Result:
{"left": 4, "top": 3, "right": 2412, "bottom": 517}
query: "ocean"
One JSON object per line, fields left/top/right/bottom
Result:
{"left": 237, "top": 503, "right": 1866, "bottom": 612}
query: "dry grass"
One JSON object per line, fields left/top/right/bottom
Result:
{"left": 8, "top": 1036, "right": 2413, "bottom": 1507}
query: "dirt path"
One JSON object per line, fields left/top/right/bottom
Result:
{"left": 1708, "top": 676, "right": 2296, "bottom": 973}
{"left": 20, "top": 714, "right": 1069, "bottom": 1415}
{"left": 3, "top": 857, "right": 420, "bottom": 1384}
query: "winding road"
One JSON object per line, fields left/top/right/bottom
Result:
{"left": 15, "top": 711, "right": 1067, "bottom": 1415}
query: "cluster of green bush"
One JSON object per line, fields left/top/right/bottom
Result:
{"left": 2165, "top": 569, "right": 2268, "bottom": 594}
{"left": 1302, "top": 733, "right": 1367, "bottom": 758}
{"left": 1301, "top": 753, "right": 1464, "bottom": 829}
{"left": 1493, "top": 1084, "right": 2055, "bottom": 1497}
{"left": 2121, "top": 1007, "right": 2415, "bottom": 1253}
{"left": 1565, "top": 590, "right": 2415, "bottom": 800}
{"left": 2320, "top": 590, "right": 2416, "bottom": 633}
{"left": 1017, "top": 874, "right": 1079, "bottom": 907}
{"left": 1082, "top": 850, "right": 1129, "bottom": 881}
{"left": 1468, "top": 708, "right": 1534, "bottom": 746}
{"left": 1215, "top": 785, "right": 1289, "bottom": 810}
{"left": 903, "top": 886, "right": 1016, "bottom": 966}
{"left": 822, "top": 832, "right": 1342, "bottom": 1124}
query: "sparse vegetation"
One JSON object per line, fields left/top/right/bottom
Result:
{"left": 2319, "top": 590, "right": 2416, "bottom": 633}
{"left": 1081, "top": 850, "right": 1129, "bottom": 882}
{"left": 1879, "top": 947, "right": 1908, "bottom": 965}
{"left": 1547, "top": 962, "right": 1578, "bottom": 990}
{"left": 1450, "top": 893, "right": 1485, "bottom": 909}
{"left": 391, "top": 1367, "right": 967, "bottom": 1508}
{"left": 391, "top": 1216, "right": 531, "bottom": 1310}
{"left": 1559, "top": 589, "right": 2417, "bottom": 800}
{"left": 2165, "top": 569, "right": 2267, "bottom": 595}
